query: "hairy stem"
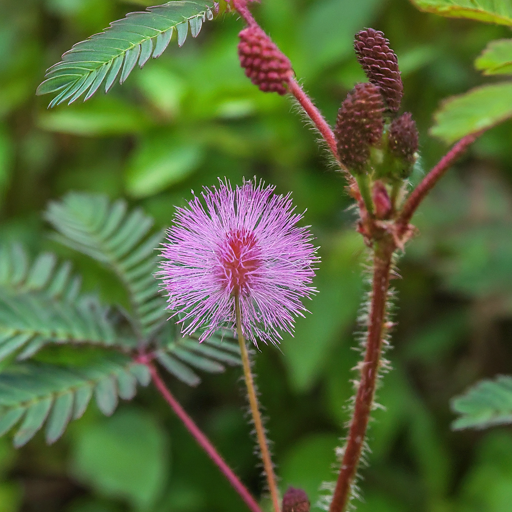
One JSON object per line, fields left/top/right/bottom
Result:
{"left": 397, "top": 133, "right": 480, "bottom": 236}
{"left": 329, "top": 241, "right": 394, "bottom": 512}
{"left": 233, "top": 0, "right": 257, "bottom": 26}
{"left": 287, "top": 79, "right": 342, "bottom": 166}
{"left": 148, "top": 363, "right": 264, "bottom": 512}
{"left": 235, "top": 295, "right": 281, "bottom": 512}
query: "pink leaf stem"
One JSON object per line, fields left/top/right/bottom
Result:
{"left": 148, "top": 362, "right": 264, "bottom": 512}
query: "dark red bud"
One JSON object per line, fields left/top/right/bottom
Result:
{"left": 388, "top": 112, "right": 418, "bottom": 166}
{"left": 354, "top": 28, "right": 403, "bottom": 113}
{"left": 238, "top": 26, "right": 293, "bottom": 95}
{"left": 334, "top": 82, "right": 385, "bottom": 174}
{"left": 282, "top": 487, "right": 310, "bottom": 512}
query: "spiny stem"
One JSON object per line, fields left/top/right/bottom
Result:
{"left": 329, "top": 241, "right": 394, "bottom": 512}
{"left": 235, "top": 294, "right": 281, "bottom": 512}
{"left": 148, "top": 362, "right": 264, "bottom": 512}
{"left": 397, "top": 132, "right": 480, "bottom": 236}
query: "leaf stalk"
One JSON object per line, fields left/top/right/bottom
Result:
{"left": 397, "top": 132, "right": 480, "bottom": 237}
{"left": 148, "top": 362, "right": 264, "bottom": 512}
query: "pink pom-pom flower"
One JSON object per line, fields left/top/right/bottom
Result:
{"left": 158, "top": 179, "right": 318, "bottom": 346}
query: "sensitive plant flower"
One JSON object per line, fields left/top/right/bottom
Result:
{"left": 158, "top": 179, "right": 318, "bottom": 346}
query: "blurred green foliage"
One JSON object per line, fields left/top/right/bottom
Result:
{"left": 2, "top": 0, "right": 512, "bottom": 511}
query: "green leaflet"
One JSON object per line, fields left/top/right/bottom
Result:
{"left": 475, "top": 39, "right": 512, "bottom": 75}
{"left": 0, "top": 245, "right": 125, "bottom": 360}
{"left": 0, "top": 293, "right": 118, "bottom": 361}
{"left": 36, "top": 1, "right": 218, "bottom": 107}
{"left": 430, "top": 82, "right": 512, "bottom": 143}
{"left": 0, "top": 355, "right": 150, "bottom": 446}
{"left": 409, "top": 0, "right": 512, "bottom": 26}
{"left": 0, "top": 244, "right": 80, "bottom": 301}
{"left": 154, "top": 324, "right": 241, "bottom": 386}
{"left": 451, "top": 375, "right": 512, "bottom": 430}
{"left": 45, "top": 192, "right": 166, "bottom": 340}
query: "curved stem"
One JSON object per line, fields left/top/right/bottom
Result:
{"left": 329, "top": 242, "right": 394, "bottom": 512}
{"left": 148, "top": 362, "right": 264, "bottom": 512}
{"left": 397, "top": 132, "right": 480, "bottom": 236}
{"left": 235, "top": 295, "right": 281, "bottom": 512}
{"left": 287, "top": 79, "right": 342, "bottom": 166}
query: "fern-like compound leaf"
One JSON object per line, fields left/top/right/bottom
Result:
{"left": 36, "top": 1, "right": 218, "bottom": 107}
{"left": 0, "top": 354, "right": 150, "bottom": 446}
{"left": 0, "top": 293, "right": 121, "bottom": 362}
{"left": 0, "top": 245, "right": 128, "bottom": 360}
{"left": 451, "top": 375, "right": 512, "bottom": 430}
{"left": 154, "top": 324, "right": 241, "bottom": 386}
{"left": 0, "top": 244, "right": 81, "bottom": 301}
{"left": 45, "top": 192, "right": 166, "bottom": 341}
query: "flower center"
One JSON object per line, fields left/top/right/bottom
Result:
{"left": 219, "top": 229, "right": 261, "bottom": 296}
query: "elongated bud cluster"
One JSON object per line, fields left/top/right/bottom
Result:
{"left": 389, "top": 112, "right": 418, "bottom": 168}
{"left": 238, "top": 26, "right": 293, "bottom": 95}
{"left": 335, "top": 82, "right": 385, "bottom": 173}
{"left": 282, "top": 487, "right": 310, "bottom": 512}
{"left": 334, "top": 28, "right": 420, "bottom": 217}
{"left": 354, "top": 28, "right": 403, "bottom": 113}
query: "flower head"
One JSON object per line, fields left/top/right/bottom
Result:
{"left": 159, "top": 179, "right": 318, "bottom": 346}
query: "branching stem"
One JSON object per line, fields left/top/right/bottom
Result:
{"left": 397, "top": 132, "right": 480, "bottom": 237}
{"left": 329, "top": 241, "right": 394, "bottom": 512}
{"left": 148, "top": 362, "right": 264, "bottom": 512}
{"left": 235, "top": 295, "right": 281, "bottom": 512}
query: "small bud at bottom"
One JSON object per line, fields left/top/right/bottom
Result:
{"left": 282, "top": 487, "right": 310, "bottom": 512}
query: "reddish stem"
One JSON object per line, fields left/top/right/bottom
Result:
{"left": 233, "top": 0, "right": 258, "bottom": 25}
{"left": 329, "top": 241, "right": 394, "bottom": 512}
{"left": 148, "top": 363, "right": 264, "bottom": 512}
{"left": 397, "top": 132, "right": 480, "bottom": 236}
{"left": 287, "top": 79, "right": 341, "bottom": 165}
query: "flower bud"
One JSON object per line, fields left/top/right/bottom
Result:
{"left": 335, "top": 82, "right": 385, "bottom": 174}
{"left": 354, "top": 28, "right": 403, "bottom": 114}
{"left": 238, "top": 26, "right": 293, "bottom": 95}
{"left": 388, "top": 112, "right": 418, "bottom": 177}
{"left": 282, "top": 487, "right": 310, "bottom": 512}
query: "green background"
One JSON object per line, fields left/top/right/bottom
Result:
{"left": 1, "top": 0, "right": 512, "bottom": 510}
